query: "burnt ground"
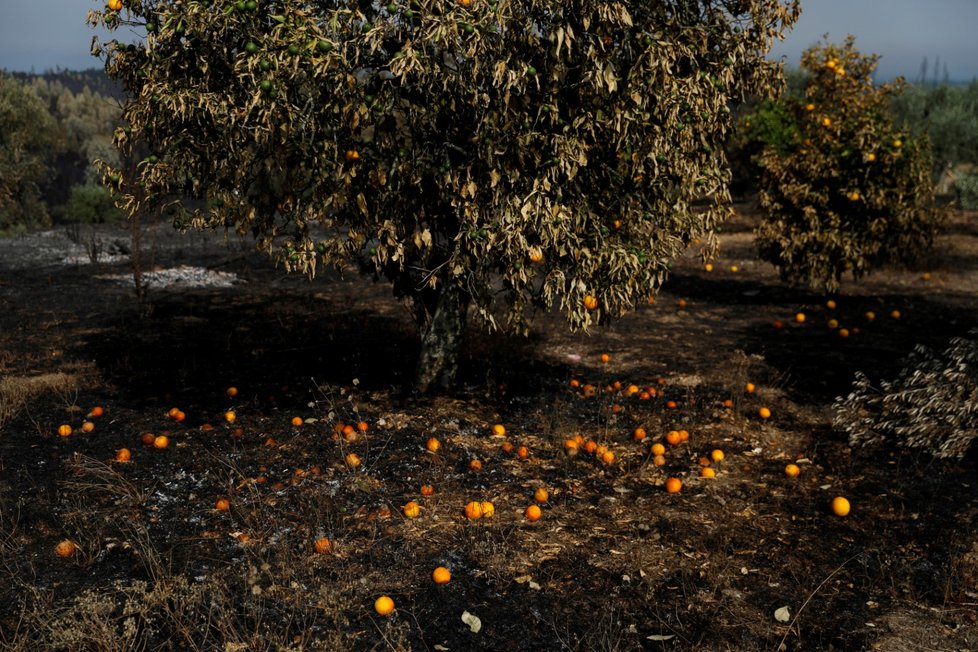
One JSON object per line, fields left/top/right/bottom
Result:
{"left": 1, "top": 206, "right": 977, "bottom": 651}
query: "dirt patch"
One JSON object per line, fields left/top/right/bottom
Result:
{"left": 1, "top": 207, "right": 977, "bottom": 650}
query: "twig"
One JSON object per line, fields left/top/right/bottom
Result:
{"left": 775, "top": 552, "right": 863, "bottom": 651}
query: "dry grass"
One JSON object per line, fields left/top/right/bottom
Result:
{"left": 0, "top": 372, "right": 80, "bottom": 432}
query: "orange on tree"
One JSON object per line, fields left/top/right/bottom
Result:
{"left": 90, "top": 0, "right": 799, "bottom": 395}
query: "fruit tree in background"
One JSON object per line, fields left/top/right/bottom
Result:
{"left": 753, "top": 37, "right": 942, "bottom": 292}
{"left": 90, "top": 0, "right": 799, "bottom": 392}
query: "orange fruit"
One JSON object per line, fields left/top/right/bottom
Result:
{"left": 432, "top": 566, "right": 452, "bottom": 584}
{"left": 57, "top": 424, "right": 72, "bottom": 437}
{"left": 665, "top": 430, "right": 682, "bottom": 446}
{"left": 167, "top": 407, "right": 180, "bottom": 418}
{"left": 758, "top": 407, "right": 772, "bottom": 419}
{"left": 226, "top": 386, "right": 238, "bottom": 397}
{"left": 517, "top": 445, "right": 529, "bottom": 459}
{"left": 564, "top": 439, "right": 580, "bottom": 456}
{"left": 174, "top": 410, "right": 186, "bottom": 423}
{"left": 425, "top": 437, "right": 441, "bottom": 453}
{"left": 831, "top": 496, "right": 850, "bottom": 517}
{"left": 744, "top": 382, "right": 756, "bottom": 394}
{"left": 772, "top": 319, "right": 785, "bottom": 330}
{"left": 402, "top": 501, "right": 421, "bottom": 518}
{"left": 464, "top": 501, "right": 483, "bottom": 520}
{"left": 501, "top": 440, "right": 514, "bottom": 454}
{"left": 291, "top": 416, "right": 303, "bottom": 427}
{"left": 89, "top": 406, "right": 104, "bottom": 418}
{"left": 864, "top": 311, "right": 876, "bottom": 322}
{"left": 650, "top": 442, "right": 666, "bottom": 456}
{"left": 722, "top": 399, "right": 734, "bottom": 408}
{"left": 601, "top": 450, "right": 616, "bottom": 464}
{"left": 633, "top": 427, "right": 647, "bottom": 441}
{"left": 665, "top": 477, "right": 682, "bottom": 494}
{"left": 710, "top": 449, "right": 725, "bottom": 462}
{"left": 480, "top": 501, "right": 495, "bottom": 518}
{"left": 491, "top": 423, "right": 506, "bottom": 437}
{"left": 313, "top": 537, "right": 333, "bottom": 554}
{"left": 153, "top": 435, "right": 169, "bottom": 449}
{"left": 652, "top": 454, "right": 667, "bottom": 467}
{"left": 345, "top": 453, "right": 361, "bottom": 468}
{"left": 665, "top": 400, "right": 678, "bottom": 410}
{"left": 55, "top": 540, "right": 78, "bottom": 558}
{"left": 826, "top": 299, "right": 837, "bottom": 310}
{"left": 704, "top": 263, "right": 714, "bottom": 272}
{"left": 115, "top": 448, "right": 131, "bottom": 462}
{"left": 600, "top": 353, "right": 610, "bottom": 363}
{"left": 784, "top": 463, "right": 801, "bottom": 477}
{"left": 890, "top": 310, "right": 901, "bottom": 320}
{"left": 357, "top": 421, "right": 369, "bottom": 432}
{"left": 524, "top": 504, "right": 542, "bottom": 521}
{"left": 374, "top": 595, "right": 395, "bottom": 616}
{"left": 420, "top": 484, "right": 435, "bottom": 497}
{"left": 838, "top": 328, "right": 850, "bottom": 338}
{"left": 224, "top": 411, "right": 236, "bottom": 423}
{"left": 215, "top": 498, "right": 230, "bottom": 511}
{"left": 107, "top": 0, "right": 123, "bottom": 12}
{"left": 528, "top": 246, "right": 544, "bottom": 263}
{"left": 81, "top": 421, "right": 95, "bottom": 433}
{"left": 141, "top": 432, "right": 156, "bottom": 446}
{"left": 678, "top": 429, "right": 689, "bottom": 442}
{"left": 468, "top": 459, "right": 483, "bottom": 472}
{"left": 583, "top": 440, "right": 597, "bottom": 455}
{"left": 583, "top": 295, "right": 599, "bottom": 311}
{"left": 700, "top": 467, "right": 716, "bottom": 478}
{"left": 729, "top": 265, "right": 739, "bottom": 273}
{"left": 827, "top": 318, "right": 839, "bottom": 329}
{"left": 795, "top": 312, "right": 806, "bottom": 324}
{"left": 534, "top": 487, "right": 549, "bottom": 503}
{"left": 677, "top": 298, "right": 688, "bottom": 309}
{"left": 345, "top": 149, "right": 360, "bottom": 162}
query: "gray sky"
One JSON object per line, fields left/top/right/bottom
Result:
{"left": 1, "top": 1, "right": 977, "bottom": 81}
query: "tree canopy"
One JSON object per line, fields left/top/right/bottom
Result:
{"left": 91, "top": 0, "right": 799, "bottom": 390}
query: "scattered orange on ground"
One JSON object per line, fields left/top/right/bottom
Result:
{"left": 795, "top": 312, "right": 806, "bottom": 324}
{"left": 501, "top": 440, "right": 514, "bottom": 454}
{"left": 89, "top": 406, "right": 105, "bottom": 418}
{"left": 633, "top": 427, "right": 647, "bottom": 441}
{"left": 402, "top": 501, "right": 421, "bottom": 518}
{"left": 700, "top": 467, "right": 716, "bottom": 478}
{"left": 313, "top": 537, "right": 333, "bottom": 554}
{"left": 345, "top": 453, "right": 361, "bottom": 468}
{"left": 890, "top": 310, "right": 901, "bottom": 320}
{"left": 601, "top": 450, "right": 616, "bottom": 464}
{"left": 81, "top": 421, "right": 95, "bottom": 433}
{"left": 291, "top": 416, "right": 303, "bottom": 427}
{"left": 652, "top": 454, "right": 667, "bottom": 466}
{"left": 115, "top": 448, "right": 131, "bottom": 462}
{"left": 215, "top": 498, "right": 230, "bottom": 511}
{"left": 831, "top": 496, "right": 851, "bottom": 517}
{"left": 491, "top": 423, "right": 506, "bottom": 437}
{"left": 517, "top": 445, "right": 529, "bottom": 459}
{"left": 55, "top": 540, "right": 78, "bottom": 558}
{"left": 432, "top": 566, "right": 452, "bottom": 584}
{"left": 420, "top": 484, "right": 435, "bottom": 497}
{"left": 226, "top": 386, "right": 238, "bottom": 397}
{"left": 665, "top": 477, "right": 682, "bottom": 494}
{"left": 464, "top": 501, "right": 483, "bottom": 520}
{"left": 666, "top": 430, "right": 682, "bottom": 446}
{"left": 650, "top": 442, "right": 666, "bottom": 456}
{"left": 153, "top": 435, "right": 169, "bottom": 449}
{"left": 480, "top": 501, "right": 495, "bottom": 518}
{"left": 745, "top": 382, "right": 756, "bottom": 393}
{"left": 710, "top": 449, "right": 725, "bottom": 462}
{"left": 57, "top": 424, "right": 72, "bottom": 437}
{"left": 758, "top": 407, "right": 772, "bottom": 419}
{"left": 224, "top": 411, "right": 236, "bottom": 423}
{"left": 534, "top": 487, "right": 549, "bottom": 503}
{"left": 374, "top": 595, "right": 395, "bottom": 616}
{"left": 425, "top": 437, "right": 441, "bottom": 453}
{"left": 785, "top": 463, "right": 801, "bottom": 477}
{"left": 468, "top": 459, "right": 483, "bottom": 472}
{"left": 524, "top": 504, "right": 542, "bottom": 521}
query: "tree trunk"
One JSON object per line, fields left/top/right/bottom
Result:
{"left": 414, "top": 283, "right": 469, "bottom": 394}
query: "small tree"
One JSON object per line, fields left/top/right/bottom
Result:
{"left": 90, "top": 0, "right": 799, "bottom": 392}
{"left": 753, "top": 37, "right": 942, "bottom": 292}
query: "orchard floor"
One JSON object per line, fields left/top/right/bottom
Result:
{"left": 1, "top": 205, "right": 977, "bottom": 651}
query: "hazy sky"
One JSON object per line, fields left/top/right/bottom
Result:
{"left": 1, "top": 1, "right": 977, "bottom": 81}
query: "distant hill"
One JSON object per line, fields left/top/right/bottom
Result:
{"left": 8, "top": 68, "right": 124, "bottom": 101}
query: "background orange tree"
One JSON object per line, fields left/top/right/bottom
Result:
{"left": 752, "top": 37, "right": 942, "bottom": 292}
{"left": 91, "top": 0, "right": 799, "bottom": 392}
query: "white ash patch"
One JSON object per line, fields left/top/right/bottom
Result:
{"left": 97, "top": 265, "right": 240, "bottom": 289}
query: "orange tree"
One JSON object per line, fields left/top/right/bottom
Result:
{"left": 89, "top": 0, "right": 799, "bottom": 392}
{"left": 752, "top": 38, "right": 941, "bottom": 292}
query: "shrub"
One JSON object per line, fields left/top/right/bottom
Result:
{"left": 90, "top": 0, "right": 799, "bottom": 391}
{"left": 834, "top": 331, "right": 978, "bottom": 459}
{"left": 67, "top": 183, "right": 126, "bottom": 225}
{"left": 754, "top": 37, "right": 942, "bottom": 292}
{"left": 955, "top": 172, "right": 978, "bottom": 210}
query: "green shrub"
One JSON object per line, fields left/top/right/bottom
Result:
{"left": 755, "top": 38, "right": 942, "bottom": 291}
{"left": 955, "top": 172, "right": 978, "bottom": 210}
{"left": 67, "top": 183, "right": 125, "bottom": 225}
